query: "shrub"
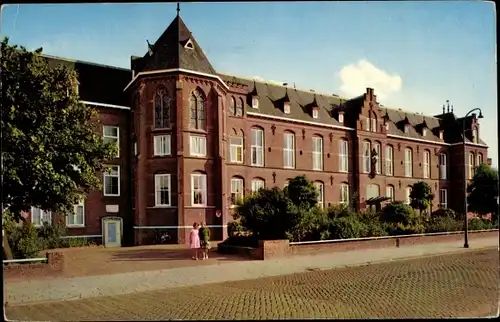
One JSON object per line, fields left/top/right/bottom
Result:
{"left": 227, "top": 221, "right": 247, "bottom": 237}
{"left": 220, "top": 235, "right": 259, "bottom": 248}
{"left": 325, "top": 204, "right": 357, "bottom": 220}
{"left": 424, "top": 216, "right": 463, "bottom": 233}
{"left": 8, "top": 224, "right": 44, "bottom": 259}
{"left": 468, "top": 218, "right": 494, "bottom": 231}
{"left": 363, "top": 221, "right": 389, "bottom": 237}
{"left": 68, "top": 237, "right": 93, "bottom": 248}
{"left": 37, "top": 221, "right": 69, "bottom": 249}
{"left": 380, "top": 202, "right": 417, "bottom": 225}
{"left": 387, "top": 223, "right": 425, "bottom": 236}
{"left": 329, "top": 216, "right": 368, "bottom": 239}
{"left": 431, "top": 208, "right": 461, "bottom": 221}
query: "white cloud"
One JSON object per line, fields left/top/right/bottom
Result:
{"left": 338, "top": 59, "right": 402, "bottom": 100}
{"left": 252, "top": 76, "right": 284, "bottom": 86}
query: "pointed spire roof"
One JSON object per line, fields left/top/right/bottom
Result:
{"left": 134, "top": 15, "right": 216, "bottom": 75}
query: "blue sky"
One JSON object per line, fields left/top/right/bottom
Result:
{"left": 1, "top": 2, "right": 497, "bottom": 166}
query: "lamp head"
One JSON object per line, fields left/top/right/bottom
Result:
{"left": 478, "top": 111, "right": 484, "bottom": 119}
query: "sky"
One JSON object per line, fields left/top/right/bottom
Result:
{"left": 1, "top": 2, "right": 497, "bottom": 166}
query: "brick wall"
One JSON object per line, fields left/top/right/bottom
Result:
{"left": 3, "top": 252, "right": 65, "bottom": 280}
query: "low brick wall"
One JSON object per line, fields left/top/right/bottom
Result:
{"left": 3, "top": 252, "right": 65, "bottom": 280}
{"left": 218, "top": 230, "right": 498, "bottom": 261}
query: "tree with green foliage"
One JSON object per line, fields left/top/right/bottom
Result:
{"left": 380, "top": 201, "right": 416, "bottom": 225}
{"left": 285, "top": 175, "right": 318, "bottom": 209}
{"left": 467, "top": 163, "right": 499, "bottom": 220}
{"left": 409, "top": 181, "right": 434, "bottom": 216}
{"left": 1, "top": 38, "right": 116, "bottom": 259}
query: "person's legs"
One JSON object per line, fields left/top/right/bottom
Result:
{"left": 192, "top": 248, "right": 198, "bottom": 260}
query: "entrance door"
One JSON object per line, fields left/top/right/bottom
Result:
{"left": 102, "top": 217, "right": 122, "bottom": 247}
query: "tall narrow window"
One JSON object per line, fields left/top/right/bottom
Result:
{"left": 477, "top": 153, "right": 483, "bottom": 166}
{"left": 439, "top": 189, "right": 448, "bottom": 208}
{"left": 371, "top": 117, "right": 377, "bottom": 132}
{"left": 312, "top": 136, "right": 323, "bottom": 170}
{"left": 314, "top": 182, "right": 324, "bottom": 209}
{"left": 385, "top": 145, "right": 394, "bottom": 176}
{"left": 283, "top": 132, "right": 295, "bottom": 169}
{"left": 31, "top": 208, "right": 52, "bottom": 227}
{"left": 229, "top": 97, "right": 236, "bottom": 116}
{"left": 339, "top": 139, "right": 348, "bottom": 172}
{"left": 472, "top": 128, "right": 478, "bottom": 143}
{"left": 404, "top": 148, "right": 413, "bottom": 177}
{"left": 405, "top": 187, "right": 412, "bottom": 204}
{"left": 468, "top": 152, "right": 475, "bottom": 179}
{"left": 103, "top": 126, "right": 120, "bottom": 158}
{"left": 423, "top": 150, "right": 430, "bottom": 178}
{"left": 251, "top": 128, "right": 264, "bottom": 166}
{"left": 340, "top": 183, "right": 349, "bottom": 205}
{"left": 154, "top": 90, "right": 171, "bottom": 128}
{"left": 440, "top": 153, "right": 447, "bottom": 180}
{"left": 362, "top": 141, "right": 371, "bottom": 173}
{"left": 367, "top": 184, "right": 380, "bottom": 200}
{"left": 67, "top": 200, "right": 85, "bottom": 227}
{"left": 190, "top": 136, "right": 207, "bottom": 157}
{"left": 189, "top": 90, "right": 205, "bottom": 130}
{"left": 103, "top": 165, "right": 120, "bottom": 196}
{"left": 230, "top": 178, "right": 244, "bottom": 206}
{"left": 385, "top": 185, "right": 395, "bottom": 202}
{"left": 154, "top": 174, "right": 171, "bottom": 207}
{"left": 191, "top": 173, "right": 207, "bottom": 206}
{"left": 230, "top": 136, "right": 244, "bottom": 163}
{"left": 251, "top": 178, "right": 265, "bottom": 192}
{"left": 236, "top": 98, "right": 244, "bottom": 116}
{"left": 374, "top": 142, "right": 381, "bottom": 174}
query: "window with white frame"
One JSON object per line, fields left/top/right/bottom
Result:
{"left": 386, "top": 185, "right": 395, "bottom": 202}
{"left": 477, "top": 153, "right": 483, "bottom": 166}
{"left": 422, "top": 128, "right": 427, "bottom": 136}
{"left": 366, "top": 184, "right": 380, "bottom": 199}
{"left": 314, "top": 182, "right": 324, "bottom": 209}
{"left": 423, "top": 150, "right": 430, "bottom": 179}
{"left": 404, "top": 148, "right": 413, "bottom": 177}
{"left": 190, "top": 135, "right": 207, "bottom": 157}
{"left": 374, "top": 143, "right": 381, "bottom": 174}
{"left": 440, "top": 153, "right": 447, "bottom": 180}
{"left": 340, "top": 183, "right": 349, "bottom": 205}
{"left": 439, "top": 130, "right": 444, "bottom": 140}
{"left": 230, "top": 136, "right": 244, "bottom": 163}
{"left": 252, "top": 96, "right": 259, "bottom": 109}
{"left": 251, "top": 178, "right": 265, "bottom": 192}
{"left": 312, "top": 109, "right": 319, "bottom": 119}
{"left": 231, "top": 178, "right": 244, "bottom": 206}
{"left": 371, "top": 118, "right": 377, "bottom": 132}
{"left": 251, "top": 128, "right": 264, "bottom": 166}
{"left": 154, "top": 174, "right": 171, "bottom": 207}
{"left": 31, "top": 208, "right": 52, "bottom": 227}
{"left": 385, "top": 145, "right": 394, "bottom": 176}
{"left": 364, "top": 117, "right": 370, "bottom": 131}
{"left": 191, "top": 173, "right": 207, "bottom": 206}
{"left": 339, "top": 139, "right": 348, "bottom": 172}
{"left": 439, "top": 189, "right": 447, "bottom": 208}
{"left": 362, "top": 141, "right": 371, "bottom": 173}
{"left": 405, "top": 187, "right": 412, "bottom": 204}
{"left": 153, "top": 135, "right": 171, "bottom": 156}
{"left": 284, "top": 102, "right": 290, "bottom": 114}
{"left": 468, "top": 152, "right": 475, "bottom": 179}
{"left": 283, "top": 132, "right": 295, "bottom": 168}
{"left": 312, "top": 136, "right": 323, "bottom": 170}
{"left": 103, "top": 126, "right": 120, "bottom": 158}
{"left": 103, "top": 165, "right": 120, "bottom": 196}
{"left": 404, "top": 124, "right": 410, "bottom": 134}
{"left": 67, "top": 200, "right": 85, "bottom": 227}
{"left": 338, "top": 113, "right": 344, "bottom": 124}
{"left": 134, "top": 142, "right": 138, "bottom": 156}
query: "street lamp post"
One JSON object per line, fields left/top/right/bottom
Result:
{"left": 462, "top": 108, "right": 483, "bottom": 249}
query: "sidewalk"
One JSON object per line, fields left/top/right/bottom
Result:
{"left": 5, "top": 237, "right": 498, "bottom": 305}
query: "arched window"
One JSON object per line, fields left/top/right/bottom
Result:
{"left": 385, "top": 185, "right": 395, "bottom": 202}
{"left": 190, "top": 90, "right": 205, "bottom": 130}
{"left": 236, "top": 98, "right": 244, "bottom": 116}
{"left": 423, "top": 150, "right": 430, "bottom": 178}
{"left": 314, "top": 181, "right": 325, "bottom": 209}
{"left": 251, "top": 178, "right": 265, "bottom": 192}
{"left": 229, "top": 97, "right": 236, "bottom": 116}
{"left": 385, "top": 145, "right": 394, "bottom": 176}
{"left": 154, "top": 89, "right": 171, "bottom": 128}
{"left": 374, "top": 142, "right": 381, "bottom": 174}
{"left": 370, "top": 112, "right": 377, "bottom": 132}
{"left": 230, "top": 177, "right": 244, "bottom": 206}
{"left": 404, "top": 148, "right": 413, "bottom": 177}
{"left": 362, "top": 140, "right": 371, "bottom": 173}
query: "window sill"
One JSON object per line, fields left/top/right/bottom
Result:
{"left": 229, "top": 160, "right": 244, "bottom": 164}
{"left": 283, "top": 166, "right": 295, "bottom": 169}
{"left": 66, "top": 225, "right": 85, "bottom": 228}
{"left": 312, "top": 168, "right": 323, "bottom": 171}
{"left": 190, "top": 154, "right": 207, "bottom": 158}
{"left": 103, "top": 194, "right": 121, "bottom": 197}
{"left": 251, "top": 164, "right": 264, "bottom": 167}
{"left": 339, "top": 170, "right": 348, "bottom": 173}
{"left": 152, "top": 205, "right": 175, "bottom": 208}
{"left": 153, "top": 154, "right": 172, "bottom": 158}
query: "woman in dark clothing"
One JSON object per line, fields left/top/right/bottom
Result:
{"left": 198, "top": 221, "right": 211, "bottom": 260}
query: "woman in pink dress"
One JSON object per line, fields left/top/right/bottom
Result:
{"left": 189, "top": 222, "right": 201, "bottom": 260}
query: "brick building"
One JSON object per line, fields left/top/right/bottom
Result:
{"left": 29, "top": 13, "right": 488, "bottom": 246}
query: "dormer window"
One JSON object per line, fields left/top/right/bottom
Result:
{"left": 422, "top": 128, "right": 427, "bottom": 136}
{"left": 439, "top": 130, "right": 444, "bottom": 140}
{"left": 252, "top": 96, "right": 259, "bottom": 109}
{"left": 284, "top": 102, "right": 290, "bottom": 114}
{"left": 404, "top": 124, "right": 410, "bottom": 134}
{"left": 312, "top": 107, "right": 319, "bottom": 119}
{"left": 184, "top": 39, "right": 194, "bottom": 50}
{"left": 338, "top": 112, "right": 344, "bottom": 124}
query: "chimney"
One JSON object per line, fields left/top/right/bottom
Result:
{"left": 366, "top": 88, "right": 374, "bottom": 99}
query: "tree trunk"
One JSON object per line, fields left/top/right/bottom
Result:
{"left": 3, "top": 230, "right": 13, "bottom": 260}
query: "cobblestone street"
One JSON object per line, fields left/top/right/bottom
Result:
{"left": 6, "top": 248, "right": 499, "bottom": 320}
